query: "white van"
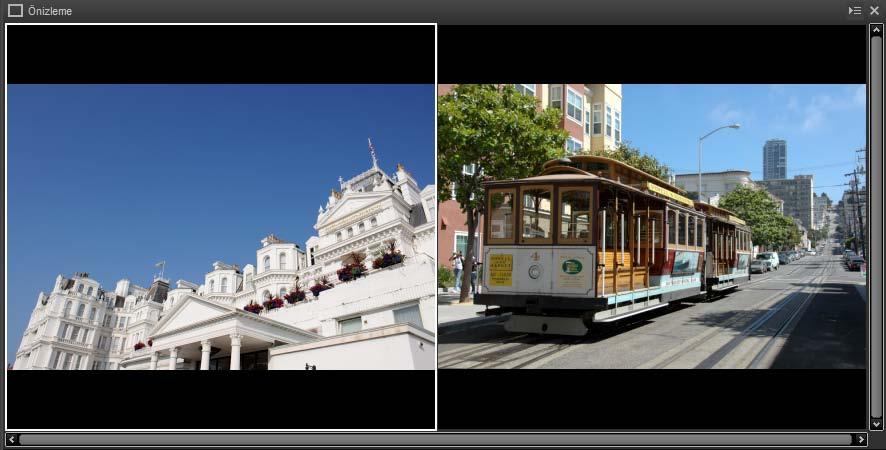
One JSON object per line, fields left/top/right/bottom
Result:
{"left": 756, "top": 252, "right": 780, "bottom": 271}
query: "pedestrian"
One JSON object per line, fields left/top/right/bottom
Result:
{"left": 450, "top": 251, "right": 464, "bottom": 292}
{"left": 470, "top": 257, "right": 480, "bottom": 295}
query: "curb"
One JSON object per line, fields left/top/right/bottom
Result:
{"left": 439, "top": 314, "right": 510, "bottom": 336}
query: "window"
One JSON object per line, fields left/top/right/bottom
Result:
{"left": 347, "top": 227, "right": 354, "bottom": 238}
{"left": 77, "top": 284, "right": 84, "bottom": 293}
{"left": 668, "top": 210, "right": 677, "bottom": 246}
{"left": 112, "top": 337, "right": 119, "bottom": 351}
{"left": 209, "top": 279, "right": 215, "bottom": 293}
{"left": 698, "top": 220, "right": 704, "bottom": 248}
{"left": 70, "top": 326, "right": 80, "bottom": 341}
{"left": 339, "top": 317, "right": 362, "bottom": 334}
{"left": 86, "top": 287, "right": 93, "bottom": 296}
{"left": 336, "top": 231, "right": 342, "bottom": 241}
{"left": 75, "top": 354, "right": 82, "bottom": 370}
{"left": 585, "top": 110, "right": 591, "bottom": 135}
{"left": 678, "top": 213, "right": 687, "bottom": 245}
{"left": 221, "top": 277, "right": 228, "bottom": 293}
{"left": 566, "top": 137, "right": 583, "bottom": 154}
{"left": 59, "top": 323, "right": 69, "bottom": 339}
{"left": 263, "top": 256, "right": 271, "bottom": 271}
{"left": 359, "top": 222, "right": 365, "bottom": 233}
{"left": 76, "top": 304, "right": 85, "bottom": 317}
{"left": 64, "top": 301, "right": 72, "bottom": 316}
{"left": 521, "top": 186, "right": 553, "bottom": 242}
{"left": 605, "top": 104, "right": 613, "bottom": 137}
{"left": 566, "top": 88, "right": 583, "bottom": 123}
{"left": 549, "top": 85, "right": 563, "bottom": 109}
{"left": 370, "top": 217, "right": 378, "bottom": 227}
{"left": 488, "top": 189, "right": 515, "bottom": 242}
{"left": 51, "top": 351, "right": 61, "bottom": 369}
{"left": 559, "top": 188, "right": 593, "bottom": 243}
{"left": 91, "top": 361, "right": 98, "bottom": 370}
{"left": 455, "top": 233, "right": 480, "bottom": 260}
{"left": 88, "top": 307, "right": 95, "bottom": 321}
{"left": 688, "top": 216, "right": 696, "bottom": 247}
{"left": 514, "top": 84, "right": 536, "bottom": 96}
{"left": 650, "top": 212, "right": 664, "bottom": 248}
{"left": 62, "top": 353, "right": 73, "bottom": 370}
{"left": 394, "top": 304, "right": 423, "bottom": 328}
{"left": 280, "top": 287, "right": 287, "bottom": 298}
{"left": 593, "top": 104, "right": 602, "bottom": 134}
{"left": 614, "top": 110, "right": 621, "bottom": 143}
{"left": 463, "top": 164, "right": 476, "bottom": 176}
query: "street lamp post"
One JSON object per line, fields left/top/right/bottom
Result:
{"left": 698, "top": 123, "right": 741, "bottom": 202}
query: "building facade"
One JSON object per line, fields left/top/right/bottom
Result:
{"left": 13, "top": 161, "right": 436, "bottom": 371}
{"left": 674, "top": 170, "right": 754, "bottom": 201}
{"left": 436, "top": 84, "right": 623, "bottom": 270}
{"left": 757, "top": 175, "right": 814, "bottom": 231}
{"left": 763, "top": 139, "right": 787, "bottom": 180}
{"left": 813, "top": 192, "right": 832, "bottom": 231}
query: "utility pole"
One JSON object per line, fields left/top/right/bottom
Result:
{"left": 845, "top": 149, "right": 866, "bottom": 256}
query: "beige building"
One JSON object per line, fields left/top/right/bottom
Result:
{"left": 674, "top": 170, "right": 755, "bottom": 200}
{"left": 757, "top": 175, "right": 815, "bottom": 231}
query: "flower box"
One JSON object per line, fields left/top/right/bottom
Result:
{"left": 373, "top": 240, "right": 404, "bottom": 269}
{"left": 244, "top": 302, "right": 263, "bottom": 314}
{"left": 133, "top": 341, "right": 146, "bottom": 350}
{"left": 263, "top": 297, "right": 284, "bottom": 311}
{"left": 284, "top": 289, "right": 306, "bottom": 304}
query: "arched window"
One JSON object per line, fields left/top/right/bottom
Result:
{"left": 347, "top": 227, "right": 354, "bottom": 238}
{"left": 262, "top": 290, "right": 271, "bottom": 300}
{"left": 64, "top": 301, "right": 72, "bottom": 316}
{"left": 279, "top": 287, "right": 287, "bottom": 298}
{"left": 279, "top": 253, "right": 287, "bottom": 270}
{"left": 221, "top": 278, "right": 228, "bottom": 293}
{"left": 336, "top": 232, "right": 342, "bottom": 242}
{"left": 86, "top": 287, "right": 93, "bottom": 296}
{"left": 209, "top": 280, "right": 215, "bottom": 293}
{"left": 88, "top": 307, "right": 96, "bottom": 321}
{"left": 76, "top": 304, "right": 85, "bottom": 318}
{"left": 263, "top": 256, "right": 271, "bottom": 271}
{"left": 77, "top": 284, "right": 84, "bottom": 293}
{"left": 359, "top": 222, "right": 365, "bottom": 233}
{"left": 370, "top": 217, "right": 378, "bottom": 227}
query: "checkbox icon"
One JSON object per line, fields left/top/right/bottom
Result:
{"left": 8, "top": 4, "right": 24, "bottom": 18}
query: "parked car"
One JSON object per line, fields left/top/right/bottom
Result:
{"left": 778, "top": 252, "right": 791, "bottom": 265}
{"left": 757, "top": 252, "right": 779, "bottom": 271}
{"left": 808, "top": 250, "right": 817, "bottom": 256}
{"left": 847, "top": 255, "right": 865, "bottom": 271}
{"left": 843, "top": 250, "right": 856, "bottom": 263}
{"left": 750, "top": 259, "right": 770, "bottom": 274}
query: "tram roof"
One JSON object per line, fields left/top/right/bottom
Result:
{"left": 694, "top": 201, "right": 748, "bottom": 226}
{"left": 540, "top": 155, "right": 689, "bottom": 196}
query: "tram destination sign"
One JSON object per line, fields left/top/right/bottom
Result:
{"left": 644, "top": 182, "right": 694, "bottom": 207}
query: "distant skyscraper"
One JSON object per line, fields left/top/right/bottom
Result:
{"left": 763, "top": 139, "right": 787, "bottom": 180}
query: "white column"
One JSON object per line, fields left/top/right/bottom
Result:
{"left": 200, "top": 340, "right": 212, "bottom": 370}
{"left": 168, "top": 347, "right": 178, "bottom": 370}
{"left": 149, "top": 352, "right": 158, "bottom": 370}
{"left": 229, "top": 334, "right": 242, "bottom": 370}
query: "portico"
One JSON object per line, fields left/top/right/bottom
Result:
{"left": 123, "top": 294, "right": 318, "bottom": 370}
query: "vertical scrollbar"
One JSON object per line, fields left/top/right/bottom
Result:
{"left": 869, "top": 22, "right": 883, "bottom": 431}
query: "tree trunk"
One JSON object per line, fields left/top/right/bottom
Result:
{"left": 460, "top": 208, "right": 478, "bottom": 303}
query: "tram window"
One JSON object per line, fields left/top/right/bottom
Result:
{"left": 688, "top": 216, "right": 696, "bottom": 247}
{"left": 520, "top": 186, "right": 553, "bottom": 242}
{"left": 698, "top": 218, "right": 704, "bottom": 249}
{"left": 650, "top": 211, "right": 663, "bottom": 247}
{"left": 488, "top": 189, "right": 516, "bottom": 243}
{"left": 667, "top": 210, "right": 677, "bottom": 247}
{"left": 677, "top": 214, "right": 687, "bottom": 245}
{"left": 559, "top": 188, "right": 593, "bottom": 242}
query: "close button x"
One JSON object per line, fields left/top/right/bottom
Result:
{"left": 872, "top": 6, "right": 880, "bottom": 15}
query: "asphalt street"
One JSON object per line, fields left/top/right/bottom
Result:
{"left": 438, "top": 241, "right": 866, "bottom": 369}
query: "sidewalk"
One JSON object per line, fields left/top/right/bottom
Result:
{"left": 437, "top": 290, "right": 509, "bottom": 335}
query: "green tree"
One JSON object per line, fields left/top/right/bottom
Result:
{"left": 438, "top": 84, "right": 567, "bottom": 302}
{"left": 719, "top": 185, "right": 796, "bottom": 250}
{"left": 583, "top": 141, "right": 672, "bottom": 182}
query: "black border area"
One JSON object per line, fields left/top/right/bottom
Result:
{"left": 438, "top": 369, "right": 865, "bottom": 430}
{"left": 5, "top": 25, "right": 435, "bottom": 84}
{"left": 439, "top": 25, "right": 866, "bottom": 84}
{"left": 7, "top": 370, "right": 436, "bottom": 429}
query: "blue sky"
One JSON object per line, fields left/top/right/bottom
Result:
{"left": 622, "top": 84, "right": 866, "bottom": 201}
{"left": 6, "top": 85, "right": 435, "bottom": 362}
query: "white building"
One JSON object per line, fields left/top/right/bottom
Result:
{"left": 13, "top": 161, "right": 436, "bottom": 370}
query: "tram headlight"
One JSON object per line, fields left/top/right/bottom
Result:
{"left": 528, "top": 264, "right": 542, "bottom": 279}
